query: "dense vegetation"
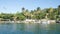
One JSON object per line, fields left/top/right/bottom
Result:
{"left": 0, "top": 5, "right": 60, "bottom": 21}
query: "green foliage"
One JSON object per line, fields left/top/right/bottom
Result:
{"left": 0, "top": 5, "right": 60, "bottom": 20}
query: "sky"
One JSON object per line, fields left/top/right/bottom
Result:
{"left": 0, "top": 0, "right": 60, "bottom": 13}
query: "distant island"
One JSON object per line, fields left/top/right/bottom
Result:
{"left": 0, "top": 5, "right": 60, "bottom": 23}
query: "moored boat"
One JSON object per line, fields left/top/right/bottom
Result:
{"left": 56, "top": 20, "right": 60, "bottom": 23}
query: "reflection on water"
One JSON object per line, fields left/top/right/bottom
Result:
{"left": 0, "top": 23, "right": 59, "bottom": 34}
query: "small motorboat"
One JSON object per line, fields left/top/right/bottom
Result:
{"left": 56, "top": 20, "right": 60, "bottom": 23}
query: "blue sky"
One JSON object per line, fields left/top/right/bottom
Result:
{"left": 0, "top": 0, "right": 60, "bottom": 13}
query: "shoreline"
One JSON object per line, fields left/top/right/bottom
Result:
{"left": 0, "top": 19, "right": 56, "bottom": 24}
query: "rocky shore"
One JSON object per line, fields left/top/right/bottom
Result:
{"left": 0, "top": 19, "right": 56, "bottom": 24}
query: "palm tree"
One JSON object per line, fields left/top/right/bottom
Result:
{"left": 22, "top": 7, "right": 25, "bottom": 12}
{"left": 48, "top": 8, "right": 54, "bottom": 20}
{"left": 23, "top": 9, "right": 31, "bottom": 19}
{"left": 37, "top": 7, "right": 41, "bottom": 11}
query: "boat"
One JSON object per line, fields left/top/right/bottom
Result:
{"left": 56, "top": 20, "right": 60, "bottom": 23}
{"left": 56, "top": 18, "right": 60, "bottom": 23}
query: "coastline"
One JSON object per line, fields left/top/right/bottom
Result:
{"left": 0, "top": 19, "right": 56, "bottom": 24}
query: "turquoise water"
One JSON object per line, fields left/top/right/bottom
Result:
{"left": 0, "top": 23, "right": 59, "bottom": 34}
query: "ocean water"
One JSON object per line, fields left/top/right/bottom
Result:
{"left": 0, "top": 23, "right": 59, "bottom": 34}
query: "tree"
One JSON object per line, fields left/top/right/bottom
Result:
{"left": 58, "top": 5, "right": 60, "bottom": 15}
{"left": 22, "top": 7, "right": 25, "bottom": 12}
{"left": 48, "top": 8, "right": 54, "bottom": 20}
{"left": 24, "top": 9, "right": 31, "bottom": 19}
{"left": 18, "top": 13, "right": 25, "bottom": 20}
{"left": 37, "top": 7, "right": 41, "bottom": 11}
{"left": 57, "top": 5, "right": 60, "bottom": 20}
